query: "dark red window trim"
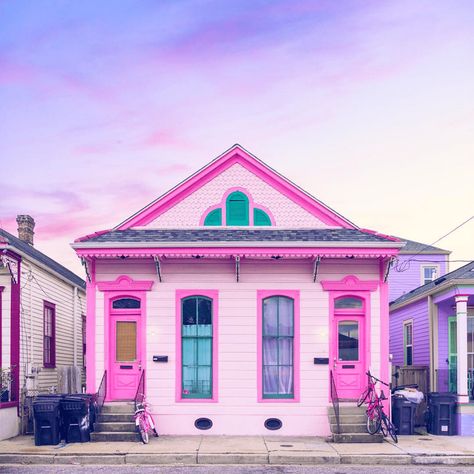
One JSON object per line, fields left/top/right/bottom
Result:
{"left": 82, "top": 313, "right": 86, "bottom": 367}
{"left": 43, "top": 301, "right": 56, "bottom": 368}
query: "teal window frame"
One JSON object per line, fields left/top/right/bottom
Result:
{"left": 181, "top": 296, "right": 213, "bottom": 399}
{"left": 226, "top": 191, "right": 249, "bottom": 226}
{"left": 262, "top": 296, "right": 294, "bottom": 399}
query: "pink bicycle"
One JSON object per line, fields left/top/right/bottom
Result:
{"left": 134, "top": 396, "right": 158, "bottom": 444}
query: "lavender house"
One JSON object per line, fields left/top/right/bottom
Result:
{"left": 387, "top": 239, "right": 450, "bottom": 302}
{"left": 390, "top": 261, "right": 474, "bottom": 435}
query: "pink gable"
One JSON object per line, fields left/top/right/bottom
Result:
{"left": 117, "top": 145, "right": 355, "bottom": 230}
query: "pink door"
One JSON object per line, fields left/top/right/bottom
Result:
{"left": 332, "top": 315, "right": 365, "bottom": 399}
{"left": 109, "top": 314, "right": 142, "bottom": 400}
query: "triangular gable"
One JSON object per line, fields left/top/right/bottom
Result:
{"left": 116, "top": 144, "right": 356, "bottom": 230}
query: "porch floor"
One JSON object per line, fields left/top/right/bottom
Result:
{"left": 2, "top": 433, "right": 474, "bottom": 465}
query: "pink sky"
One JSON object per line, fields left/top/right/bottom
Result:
{"left": 1, "top": 0, "right": 473, "bottom": 276}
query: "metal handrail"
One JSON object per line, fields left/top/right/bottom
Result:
{"left": 134, "top": 370, "right": 145, "bottom": 411}
{"left": 330, "top": 370, "right": 340, "bottom": 435}
{"left": 96, "top": 371, "right": 107, "bottom": 413}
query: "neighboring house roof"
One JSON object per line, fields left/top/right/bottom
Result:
{"left": 390, "top": 260, "right": 474, "bottom": 307}
{"left": 396, "top": 237, "right": 450, "bottom": 254}
{"left": 113, "top": 144, "right": 357, "bottom": 230}
{"left": 0, "top": 228, "right": 86, "bottom": 289}
{"left": 75, "top": 228, "right": 400, "bottom": 245}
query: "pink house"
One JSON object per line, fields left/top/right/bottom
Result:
{"left": 72, "top": 145, "right": 402, "bottom": 436}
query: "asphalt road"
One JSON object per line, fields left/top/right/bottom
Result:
{"left": 1, "top": 466, "right": 474, "bottom": 474}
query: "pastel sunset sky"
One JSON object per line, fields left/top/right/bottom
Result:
{"left": 1, "top": 0, "right": 473, "bottom": 276}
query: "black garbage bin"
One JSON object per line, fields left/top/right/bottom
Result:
{"left": 60, "top": 396, "right": 91, "bottom": 443}
{"left": 68, "top": 394, "right": 97, "bottom": 432}
{"left": 427, "top": 392, "right": 457, "bottom": 435}
{"left": 33, "top": 397, "right": 61, "bottom": 446}
{"left": 392, "top": 395, "right": 417, "bottom": 435}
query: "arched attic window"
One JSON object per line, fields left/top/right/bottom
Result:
{"left": 226, "top": 191, "right": 249, "bottom": 226}
{"left": 254, "top": 208, "right": 272, "bottom": 226}
{"left": 334, "top": 296, "right": 363, "bottom": 310}
{"left": 112, "top": 297, "right": 141, "bottom": 309}
{"left": 203, "top": 208, "right": 222, "bottom": 226}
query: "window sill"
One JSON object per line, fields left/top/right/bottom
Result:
{"left": 0, "top": 401, "right": 18, "bottom": 410}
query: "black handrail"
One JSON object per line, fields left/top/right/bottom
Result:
{"left": 330, "top": 370, "right": 340, "bottom": 435}
{"left": 134, "top": 370, "right": 145, "bottom": 411}
{"left": 96, "top": 371, "right": 107, "bottom": 413}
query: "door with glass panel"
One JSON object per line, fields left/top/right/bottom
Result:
{"left": 332, "top": 315, "right": 365, "bottom": 399}
{"left": 110, "top": 314, "right": 141, "bottom": 400}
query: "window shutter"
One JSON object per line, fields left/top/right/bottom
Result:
{"left": 253, "top": 208, "right": 272, "bottom": 226}
{"left": 226, "top": 192, "right": 249, "bottom": 225}
{"left": 203, "top": 208, "right": 222, "bottom": 226}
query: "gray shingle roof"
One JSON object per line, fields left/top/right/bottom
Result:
{"left": 397, "top": 237, "right": 450, "bottom": 254}
{"left": 0, "top": 228, "right": 86, "bottom": 289}
{"left": 81, "top": 228, "right": 398, "bottom": 244}
{"left": 390, "top": 261, "right": 474, "bottom": 306}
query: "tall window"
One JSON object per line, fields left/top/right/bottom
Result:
{"left": 262, "top": 296, "right": 294, "bottom": 398}
{"left": 226, "top": 191, "right": 249, "bottom": 226}
{"left": 422, "top": 266, "right": 438, "bottom": 285}
{"left": 404, "top": 321, "right": 413, "bottom": 366}
{"left": 181, "top": 296, "right": 213, "bottom": 398}
{"left": 43, "top": 302, "right": 56, "bottom": 368}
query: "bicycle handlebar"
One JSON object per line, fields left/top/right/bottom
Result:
{"left": 366, "top": 371, "right": 389, "bottom": 386}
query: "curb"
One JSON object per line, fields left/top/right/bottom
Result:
{"left": 3, "top": 453, "right": 474, "bottom": 466}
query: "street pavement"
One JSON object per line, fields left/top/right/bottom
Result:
{"left": 2, "top": 434, "right": 474, "bottom": 467}
{"left": 2, "top": 465, "right": 474, "bottom": 473}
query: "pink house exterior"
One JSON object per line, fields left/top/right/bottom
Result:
{"left": 72, "top": 145, "right": 402, "bottom": 436}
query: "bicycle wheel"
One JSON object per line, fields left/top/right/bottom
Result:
{"left": 357, "top": 387, "right": 370, "bottom": 407}
{"left": 366, "top": 408, "right": 381, "bottom": 435}
{"left": 382, "top": 414, "right": 398, "bottom": 444}
{"left": 138, "top": 417, "right": 149, "bottom": 444}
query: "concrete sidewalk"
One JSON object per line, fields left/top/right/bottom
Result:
{"left": 1, "top": 434, "right": 474, "bottom": 466}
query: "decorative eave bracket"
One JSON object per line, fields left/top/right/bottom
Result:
{"left": 312, "top": 256, "right": 321, "bottom": 283}
{"left": 235, "top": 255, "right": 241, "bottom": 282}
{"left": 154, "top": 256, "right": 163, "bottom": 282}
{"left": 384, "top": 257, "right": 395, "bottom": 283}
{"left": 81, "top": 257, "right": 92, "bottom": 283}
{"left": 1, "top": 252, "right": 19, "bottom": 284}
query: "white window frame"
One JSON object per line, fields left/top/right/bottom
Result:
{"left": 403, "top": 319, "right": 414, "bottom": 366}
{"left": 420, "top": 264, "right": 440, "bottom": 285}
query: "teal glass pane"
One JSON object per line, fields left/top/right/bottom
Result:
{"left": 182, "top": 367, "right": 196, "bottom": 395}
{"left": 278, "top": 297, "right": 294, "bottom": 336}
{"left": 198, "top": 338, "right": 212, "bottom": 365}
{"left": 263, "top": 298, "right": 278, "bottom": 336}
{"left": 197, "top": 366, "right": 212, "bottom": 394}
{"left": 254, "top": 208, "right": 272, "bottom": 226}
{"left": 226, "top": 191, "right": 249, "bottom": 225}
{"left": 204, "top": 208, "right": 222, "bottom": 226}
{"left": 182, "top": 338, "right": 196, "bottom": 366}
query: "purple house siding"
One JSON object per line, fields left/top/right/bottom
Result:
{"left": 389, "top": 299, "right": 429, "bottom": 366}
{"left": 388, "top": 254, "right": 448, "bottom": 302}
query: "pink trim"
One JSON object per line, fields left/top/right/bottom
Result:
{"left": 175, "top": 289, "right": 219, "bottom": 403}
{"left": 86, "top": 259, "right": 96, "bottom": 392}
{"left": 256, "top": 290, "right": 300, "bottom": 403}
{"left": 0, "top": 401, "right": 18, "bottom": 410}
{"left": 200, "top": 187, "right": 277, "bottom": 226}
{"left": 115, "top": 145, "right": 354, "bottom": 230}
{"left": 97, "top": 275, "right": 154, "bottom": 292}
{"left": 359, "top": 229, "right": 401, "bottom": 242}
{"left": 321, "top": 275, "right": 379, "bottom": 292}
{"left": 76, "top": 247, "right": 400, "bottom": 259}
{"left": 103, "top": 289, "right": 148, "bottom": 401}
{"left": 0, "top": 286, "right": 3, "bottom": 370}
{"left": 43, "top": 301, "right": 56, "bottom": 368}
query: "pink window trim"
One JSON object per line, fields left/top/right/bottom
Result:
{"left": 115, "top": 145, "right": 353, "bottom": 230}
{"left": 85, "top": 259, "right": 96, "bottom": 393}
{"left": 257, "top": 289, "right": 300, "bottom": 403}
{"left": 175, "top": 289, "right": 219, "bottom": 403}
{"left": 199, "top": 186, "right": 276, "bottom": 226}
{"left": 0, "top": 286, "right": 3, "bottom": 370}
{"left": 43, "top": 301, "right": 56, "bottom": 369}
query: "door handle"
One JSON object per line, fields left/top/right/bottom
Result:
{"left": 138, "top": 362, "right": 142, "bottom": 371}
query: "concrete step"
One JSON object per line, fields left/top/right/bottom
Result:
{"left": 330, "top": 423, "right": 367, "bottom": 434}
{"left": 332, "top": 433, "right": 384, "bottom": 443}
{"left": 329, "top": 414, "right": 367, "bottom": 424}
{"left": 328, "top": 405, "right": 366, "bottom": 415}
{"left": 97, "top": 413, "right": 134, "bottom": 423}
{"left": 101, "top": 403, "right": 135, "bottom": 414}
{"left": 91, "top": 431, "right": 138, "bottom": 442}
{"left": 94, "top": 422, "right": 136, "bottom": 432}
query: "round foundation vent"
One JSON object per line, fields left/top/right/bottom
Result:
{"left": 194, "top": 417, "right": 213, "bottom": 430}
{"left": 264, "top": 418, "right": 282, "bottom": 431}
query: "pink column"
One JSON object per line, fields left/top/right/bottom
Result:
{"left": 86, "top": 260, "right": 96, "bottom": 393}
